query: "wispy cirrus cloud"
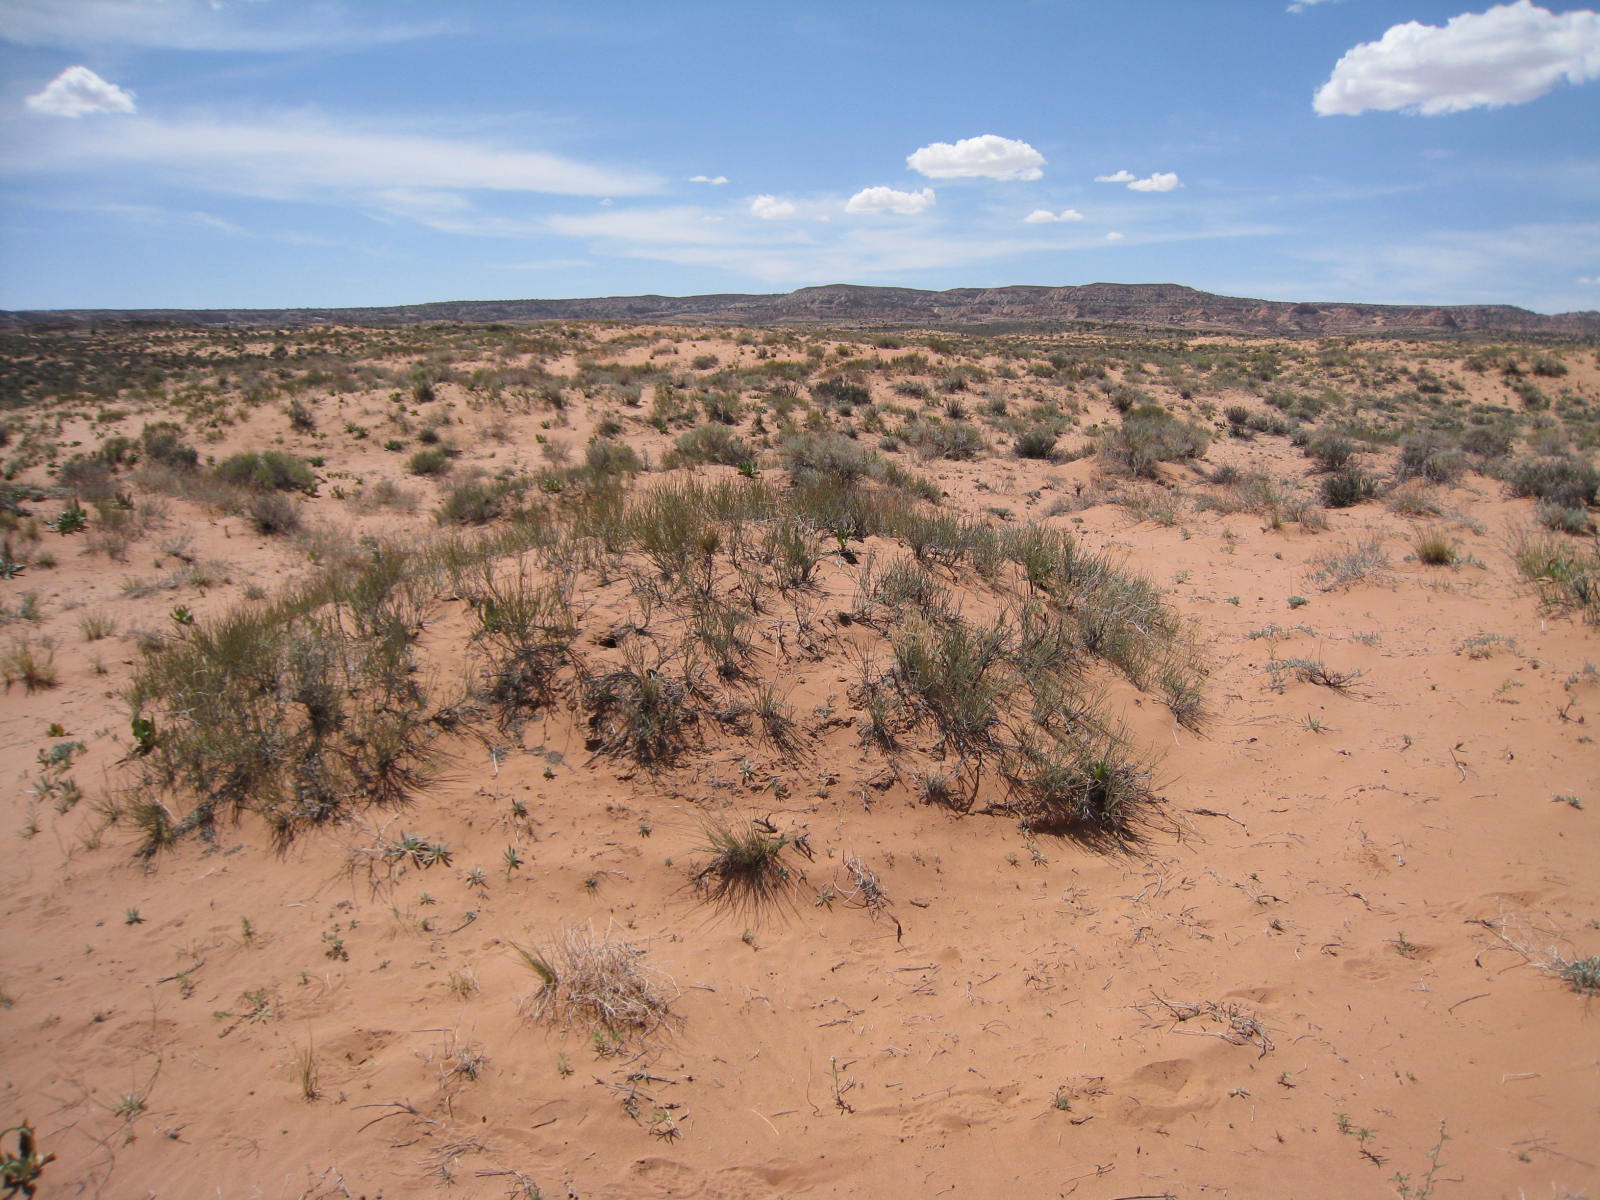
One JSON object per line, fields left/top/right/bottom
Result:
{"left": 5, "top": 113, "right": 661, "bottom": 202}
{"left": 0, "top": 0, "right": 455, "bottom": 52}
{"left": 1291, "top": 220, "right": 1600, "bottom": 310}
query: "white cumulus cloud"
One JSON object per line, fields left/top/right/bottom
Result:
{"left": 1106, "top": 232, "right": 1125, "bottom": 242}
{"left": 690, "top": 174, "right": 728, "bottom": 185}
{"left": 845, "top": 186, "right": 935, "bottom": 215}
{"left": 749, "top": 194, "right": 797, "bottom": 220}
{"left": 1023, "top": 208, "right": 1084, "bottom": 224}
{"left": 1288, "top": 0, "right": 1340, "bottom": 12}
{"left": 1096, "top": 169, "right": 1180, "bottom": 192}
{"left": 1314, "top": 1, "right": 1600, "bottom": 116}
{"left": 24, "top": 65, "right": 136, "bottom": 117}
{"left": 1128, "top": 171, "right": 1181, "bottom": 192}
{"left": 906, "top": 134, "right": 1044, "bottom": 181}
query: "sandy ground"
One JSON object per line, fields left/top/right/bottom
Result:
{"left": 1, "top": 325, "right": 1596, "bottom": 1199}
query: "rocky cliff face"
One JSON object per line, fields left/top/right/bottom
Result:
{"left": 7, "top": 282, "right": 1597, "bottom": 337}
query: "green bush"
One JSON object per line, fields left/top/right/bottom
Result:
{"left": 1098, "top": 406, "right": 1209, "bottom": 479}
{"left": 438, "top": 477, "right": 525, "bottom": 525}
{"left": 1305, "top": 430, "right": 1357, "bottom": 472}
{"left": 246, "top": 491, "right": 302, "bottom": 535}
{"left": 1505, "top": 455, "right": 1599, "bottom": 510}
{"left": 216, "top": 450, "right": 317, "bottom": 493}
{"left": 584, "top": 439, "right": 643, "bottom": 476}
{"left": 1320, "top": 467, "right": 1379, "bottom": 508}
{"left": 665, "top": 424, "right": 754, "bottom": 469}
{"left": 141, "top": 422, "right": 198, "bottom": 471}
{"left": 1396, "top": 430, "right": 1465, "bottom": 485}
{"left": 407, "top": 446, "right": 453, "bottom": 477}
{"left": 813, "top": 378, "right": 870, "bottom": 410}
{"left": 901, "top": 419, "right": 985, "bottom": 461}
{"left": 780, "top": 432, "right": 880, "bottom": 484}
{"left": 1013, "top": 426, "right": 1059, "bottom": 460}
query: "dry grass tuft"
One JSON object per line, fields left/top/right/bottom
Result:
{"left": 516, "top": 927, "right": 676, "bottom": 1037}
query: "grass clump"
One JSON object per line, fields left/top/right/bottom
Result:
{"left": 1309, "top": 535, "right": 1389, "bottom": 590}
{"left": 1, "top": 637, "right": 57, "bottom": 692}
{"left": 1319, "top": 466, "right": 1379, "bottom": 509}
{"left": 690, "top": 817, "right": 803, "bottom": 914}
{"left": 582, "top": 646, "right": 695, "bottom": 766}
{"left": 1003, "top": 728, "right": 1158, "bottom": 844}
{"left": 516, "top": 927, "right": 675, "bottom": 1037}
{"left": 1411, "top": 527, "right": 1457, "bottom": 566}
{"left": 1511, "top": 528, "right": 1599, "bottom": 624}
{"left": 469, "top": 569, "right": 577, "bottom": 722}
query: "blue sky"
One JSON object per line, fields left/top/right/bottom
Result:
{"left": 1, "top": 0, "right": 1597, "bottom": 313}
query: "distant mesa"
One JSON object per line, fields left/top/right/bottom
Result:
{"left": 4, "top": 282, "right": 1596, "bottom": 338}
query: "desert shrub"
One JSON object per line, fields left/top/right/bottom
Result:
{"left": 470, "top": 569, "right": 576, "bottom": 720}
{"left": 217, "top": 450, "right": 316, "bottom": 493}
{"left": 1395, "top": 430, "right": 1465, "bottom": 485}
{"left": 96, "top": 435, "right": 139, "bottom": 468}
{"left": 436, "top": 478, "right": 508, "bottom": 525}
{"left": 1538, "top": 502, "right": 1591, "bottom": 535}
{"left": 583, "top": 438, "right": 643, "bottom": 477}
{"left": 1460, "top": 423, "right": 1515, "bottom": 462}
{"left": 285, "top": 398, "right": 316, "bottom": 432}
{"left": 665, "top": 423, "right": 754, "bottom": 470}
{"left": 1305, "top": 430, "right": 1357, "bottom": 472}
{"left": 901, "top": 419, "right": 985, "bottom": 461}
{"left": 889, "top": 615, "right": 1008, "bottom": 754}
{"left": 406, "top": 445, "right": 453, "bottom": 477}
{"left": 1105, "top": 384, "right": 1148, "bottom": 413}
{"left": 246, "top": 491, "right": 301, "bottom": 536}
{"left": 128, "top": 554, "right": 437, "bottom": 851}
{"left": 1098, "top": 406, "right": 1209, "bottom": 479}
{"left": 1223, "top": 405, "right": 1252, "bottom": 427}
{"left": 780, "top": 432, "right": 880, "bottom": 485}
{"left": 59, "top": 455, "right": 119, "bottom": 501}
{"left": 813, "top": 377, "right": 870, "bottom": 410}
{"left": 1013, "top": 426, "right": 1060, "bottom": 460}
{"left": 1504, "top": 455, "right": 1599, "bottom": 509}
{"left": 1320, "top": 467, "right": 1378, "bottom": 508}
{"left": 140, "top": 422, "right": 199, "bottom": 471}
